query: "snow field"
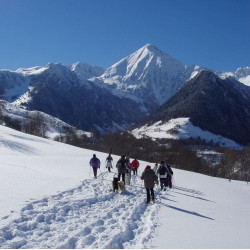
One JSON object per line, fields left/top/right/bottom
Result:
{"left": 153, "top": 169, "right": 250, "bottom": 248}
{"left": 132, "top": 118, "right": 240, "bottom": 149}
{"left": 0, "top": 172, "right": 158, "bottom": 249}
{"left": 0, "top": 125, "right": 250, "bottom": 249}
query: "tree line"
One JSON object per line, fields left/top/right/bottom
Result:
{"left": 0, "top": 103, "right": 249, "bottom": 182}
{"left": 82, "top": 130, "right": 250, "bottom": 182}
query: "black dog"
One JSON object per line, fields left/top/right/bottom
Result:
{"left": 112, "top": 177, "right": 119, "bottom": 192}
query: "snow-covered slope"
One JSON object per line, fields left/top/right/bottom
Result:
{"left": 16, "top": 66, "right": 49, "bottom": 76}
{"left": 71, "top": 62, "right": 104, "bottom": 81}
{"left": 0, "top": 70, "right": 30, "bottom": 102}
{"left": 131, "top": 117, "right": 241, "bottom": 149}
{"left": 220, "top": 66, "right": 250, "bottom": 86}
{"left": 0, "top": 100, "right": 91, "bottom": 139}
{"left": 0, "top": 125, "right": 249, "bottom": 248}
{"left": 235, "top": 67, "right": 250, "bottom": 86}
{"left": 0, "top": 62, "right": 104, "bottom": 102}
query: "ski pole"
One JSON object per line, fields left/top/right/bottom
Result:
{"left": 157, "top": 184, "right": 161, "bottom": 203}
{"left": 172, "top": 175, "right": 176, "bottom": 188}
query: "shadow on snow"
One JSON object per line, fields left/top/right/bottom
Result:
{"left": 158, "top": 201, "right": 215, "bottom": 221}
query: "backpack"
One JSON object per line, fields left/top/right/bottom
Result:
{"left": 158, "top": 165, "right": 167, "bottom": 175}
{"left": 121, "top": 160, "right": 126, "bottom": 168}
{"left": 107, "top": 156, "right": 112, "bottom": 162}
{"left": 119, "top": 158, "right": 127, "bottom": 170}
{"left": 92, "top": 158, "right": 99, "bottom": 167}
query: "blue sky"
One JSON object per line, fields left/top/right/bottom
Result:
{"left": 0, "top": 0, "right": 249, "bottom": 72}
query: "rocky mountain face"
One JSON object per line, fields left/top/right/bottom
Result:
{"left": 139, "top": 70, "right": 250, "bottom": 145}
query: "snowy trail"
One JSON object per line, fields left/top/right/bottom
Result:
{"left": 0, "top": 172, "right": 159, "bottom": 249}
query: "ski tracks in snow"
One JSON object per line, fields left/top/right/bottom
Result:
{"left": 0, "top": 172, "right": 159, "bottom": 249}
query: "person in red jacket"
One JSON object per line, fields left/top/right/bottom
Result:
{"left": 131, "top": 158, "right": 140, "bottom": 175}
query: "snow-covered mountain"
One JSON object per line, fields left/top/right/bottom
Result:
{"left": 0, "top": 63, "right": 146, "bottom": 132}
{"left": 0, "top": 62, "right": 104, "bottom": 101}
{"left": 91, "top": 44, "right": 250, "bottom": 114}
{"left": 132, "top": 70, "right": 250, "bottom": 146}
{"left": 220, "top": 66, "right": 250, "bottom": 86}
{"left": 0, "top": 125, "right": 249, "bottom": 248}
{"left": 0, "top": 44, "right": 249, "bottom": 136}
{"left": 71, "top": 62, "right": 104, "bottom": 81}
{"left": 91, "top": 44, "right": 203, "bottom": 113}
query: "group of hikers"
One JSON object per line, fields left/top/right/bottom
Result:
{"left": 89, "top": 153, "right": 173, "bottom": 204}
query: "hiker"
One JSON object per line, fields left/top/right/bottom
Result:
{"left": 141, "top": 165, "right": 158, "bottom": 204}
{"left": 89, "top": 154, "right": 101, "bottom": 178}
{"left": 105, "top": 154, "right": 113, "bottom": 172}
{"left": 125, "top": 156, "right": 132, "bottom": 185}
{"left": 166, "top": 164, "right": 174, "bottom": 188}
{"left": 116, "top": 155, "right": 128, "bottom": 184}
{"left": 131, "top": 158, "right": 140, "bottom": 175}
{"left": 153, "top": 163, "right": 158, "bottom": 174}
{"left": 157, "top": 161, "right": 169, "bottom": 191}
{"left": 125, "top": 156, "right": 131, "bottom": 170}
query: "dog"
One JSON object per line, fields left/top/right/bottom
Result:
{"left": 118, "top": 180, "right": 125, "bottom": 193}
{"left": 112, "top": 177, "right": 119, "bottom": 193}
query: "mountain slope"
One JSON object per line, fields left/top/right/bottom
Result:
{"left": 91, "top": 44, "right": 203, "bottom": 113}
{"left": 220, "top": 66, "right": 250, "bottom": 86}
{"left": 1, "top": 63, "right": 146, "bottom": 132}
{"left": 1, "top": 44, "right": 249, "bottom": 135}
{"left": 71, "top": 62, "right": 104, "bottom": 81}
{"left": 131, "top": 117, "right": 241, "bottom": 148}
{"left": 0, "top": 100, "right": 91, "bottom": 139}
{"left": 0, "top": 125, "right": 249, "bottom": 248}
{"left": 135, "top": 70, "right": 250, "bottom": 145}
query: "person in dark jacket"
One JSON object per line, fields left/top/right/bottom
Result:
{"left": 157, "top": 161, "right": 169, "bottom": 191}
{"left": 166, "top": 164, "right": 174, "bottom": 188}
{"left": 89, "top": 154, "right": 101, "bottom": 178}
{"left": 125, "top": 156, "right": 131, "bottom": 185}
{"left": 116, "top": 155, "right": 128, "bottom": 184}
{"left": 141, "top": 165, "right": 158, "bottom": 204}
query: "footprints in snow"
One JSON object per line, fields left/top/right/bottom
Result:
{"left": 0, "top": 172, "right": 158, "bottom": 249}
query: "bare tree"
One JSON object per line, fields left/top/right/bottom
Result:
{"left": 24, "top": 111, "right": 47, "bottom": 137}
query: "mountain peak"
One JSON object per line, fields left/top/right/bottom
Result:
{"left": 191, "top": 70, "right": 221, "bottom": 85}
{"left": 142, "top": 43, "right": 160, "bottom": 51}
{"left": 139, "top": 43, "right": 168, "bottom": 57}
{"left": 15, "top": 65, "right": 49, "bottom": 76}
{"left": 91, "top": 43, "right": 190, "bottom": 109}
{"left": 71, "top": 62, "right": 104, "bottom": 80}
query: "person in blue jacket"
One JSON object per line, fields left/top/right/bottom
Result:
{"left": 89, "top": 154, "right": 101, "bottom": 178}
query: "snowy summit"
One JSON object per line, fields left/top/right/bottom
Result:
{"left": 91, "top": 44, "right": 198, "bottom": 110}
